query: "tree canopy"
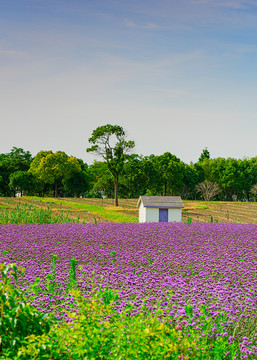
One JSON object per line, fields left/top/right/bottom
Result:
{"left": 0, "top": 147, "right": 33, "bottom": 196}
{"left": 29, "top": 151, "right": 82, "bottom": 197}
{"left": 1, "top": 143, "right": 257, "bottom": 202}
{"left": 86, "top": 124, "right": 135, "bottom": 206}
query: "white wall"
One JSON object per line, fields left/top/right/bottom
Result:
{"left": 139, "top": 206, "right": 182, "bottom": 223}
{"left": 145, "top": 207, "right": 159, "bottom": 222}
{"left": 168, "top": 208, "right": 182, "bottom": 222}
{"left": 138, "top": 202, "right": 146, "bottom": 223}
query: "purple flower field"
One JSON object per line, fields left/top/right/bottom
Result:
{"left": 1, "top": 222, "right": 257, "bottom": 358}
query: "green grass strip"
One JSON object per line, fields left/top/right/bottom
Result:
{"left": 23, "top": 197, "right": 138, "bottom": 223}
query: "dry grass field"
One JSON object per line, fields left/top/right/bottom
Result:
{"left": 1, "top": 196, "right": 257, "bottom": 224}
{"left": 182, "top": 200, "right": 257, "bottom": 224}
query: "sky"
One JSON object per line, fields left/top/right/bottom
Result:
{"left": 1, "top": 0, "right": 257, "bottom": 164}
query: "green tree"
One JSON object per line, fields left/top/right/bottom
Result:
{"left": 181, "top": 164, "right": 199, "bottom": 199}
{"left": 9, "top": 171, "right": 35, "bottom": 196}
{"left": 62, "top": 159, "right": 90, "bottom": 197}
{"left": 88, "top": 161, "right": 113, "bottom": 198}
{"left": 120, "top": 154, "right": 148, "bottom": 198}
{"left": 140, "top": 155, "right": 161, "bottom": 196}
{"left": 166, "top": 158, "right": 185, "bottom": 195}
{"left": 150, "top": 153, "right": 184, "bottom": 196}
{"left": 0, "top": 159, "right": 10, "bottom": 196}
{"left": 198, "top": 147, "right": 210, "bottom": 162}
{"left": 193, "top": 148, "right": 211, "bottom": 192}
{"left": 220, "top": 158, "right": 244, "bottom": 201}
{"left": 63, "top": 160, "right": 90, "bottom": 197}
{"left": 0, "top": 147, "right": 33, "bottom": 196}
{"left": 238, "top": 158, "right": 257, "bottom": 201}
{"left": 29, "top": 151, "right": 82, "bottom": 197}
{"left": 86, "top": 124, "right": 135, "bottom": 206}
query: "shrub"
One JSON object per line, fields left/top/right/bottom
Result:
{"left": 17, "top": 290, "right": 199, "bottom": 359}
{"left": 0, "top": 264, "right": 52, "bottom": 359}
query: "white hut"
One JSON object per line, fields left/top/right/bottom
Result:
{"left": 137, "top": 196, "right": 184, "bottom": 223}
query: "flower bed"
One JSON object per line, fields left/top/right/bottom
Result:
{"left": 1, "top": 222, "right": 257, "bottom": 358}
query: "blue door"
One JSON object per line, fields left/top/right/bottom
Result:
{"left": 159, "top": 208, "right": 168, "bottom": 222}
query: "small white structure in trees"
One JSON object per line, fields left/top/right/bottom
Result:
{"left": 137, "top": 196, "right": 184, "bottom": 223}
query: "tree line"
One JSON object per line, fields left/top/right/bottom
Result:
{"left": 1, "top": 125, "right": 257, "bottom": 204}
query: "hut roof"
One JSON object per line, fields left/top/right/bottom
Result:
{"left": 137, "top": 196, "right": 184, "bottom": 209}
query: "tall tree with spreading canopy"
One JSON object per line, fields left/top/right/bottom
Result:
{"left": 86, "top": 124, "right": 135, "bottom": 206}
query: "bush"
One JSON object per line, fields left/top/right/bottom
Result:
{"left": 1, "top": 265, "right": 238, "bottom": 359}
{"left": 17, "top": 290, "right": 198, "bottom": 359}
{"left": 0, "top": 264, "right": 52, "bottom": 359}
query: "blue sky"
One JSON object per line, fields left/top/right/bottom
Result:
{"left": 1, "top": 0, "right": 257, "bottom": 164}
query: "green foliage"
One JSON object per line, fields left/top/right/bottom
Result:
{"left": 15, "top": 290, "right": 241, "bottom": 360}
{"left": 68, "top": 258, "right": 78, "bottom": 290}
{"left": 0, "top": 147, "right": 33, "bottom": 196}
{"left": 3, "top": 143, "right": 257, "bottom": 201}
{"left": 198, "top": 147, "right": 210, "bottom": 163}
{"left": 9, "top": 171, "right": 36, "bottom": 195}
{"left": 141, "top": 153, "right": 186, "bottom": 197}
{"left": 0, "top": 264, "right": 52, "bottom": 359}
{"left": 45, "top": 254, "right": 58, "bottom": 294}
{"left": 195, "top": 205, "right": 209, "bottom": 209}
{"left": 88, "top": 161, "right": 114, "bottom": 198}
{"left": 120, "top": 154, "right": 149, "bottom": 198}
{"left": 15, "top": 291, "right": 194, "bottom": 359}
{"left": 185, "top": 212, "right": 192, "bottom": 224}
{"left": 29, "top": 151, "right": 82, "bottom": 197}
{"left": 209, "top": 215, "right": 214, "bottom": 223}
{"left": 0, "top": 203, "right": 78, "bottom": 225}
{"left": 194, "top": 156, "right": 257, "bottom": 201}
{"left": 86, "top": 124, "right": 135, "bottom": 206}
{"left": 28, "top": 197, "right": 138, "bottom": 223}
{"left": 99, "top": 286, "right": 119, "bottom": 305}
{"left": 62, "top": 170, "right": 89, "bottom": 197}
{"left": 208, "top": 215, "right": 218, "bottom": 223}
{"left": 0, "top": 265, "right": 246, "bottom": 359}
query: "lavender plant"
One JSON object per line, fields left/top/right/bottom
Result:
{"left": 1, "top": 222, "right": 257, "bottom": 358}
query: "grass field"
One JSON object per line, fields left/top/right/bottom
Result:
{"left": 0, "top": 196, "right": 257, "bottom": 224}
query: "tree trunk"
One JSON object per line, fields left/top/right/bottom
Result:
{"left": 114, "top": 180, "right": 118, "bottom": 206}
